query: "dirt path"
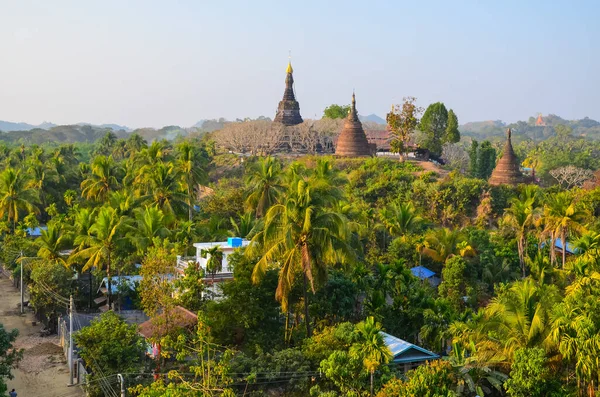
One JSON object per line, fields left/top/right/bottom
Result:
{"left": 0, "top": 274, "right": 84, "bottom": 397}
{"left": 409, "top": 159, "right": 450, "bottom": 178}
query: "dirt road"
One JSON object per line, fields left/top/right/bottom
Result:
{"left": 0, "top": 274, "right": 84, "bottom": 397}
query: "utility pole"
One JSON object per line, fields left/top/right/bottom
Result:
{"left": 117, "top": 373, "right": 125, "bottom": 397}
{"left": 20, "top": 251, "right": 24, "bottom": 315}
{"left": 68, "top": 295, "right": 74, "bottom": 385}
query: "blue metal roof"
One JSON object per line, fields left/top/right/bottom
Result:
{"left": 26, "top": 226, "right": 47, "bottom": 237}
{"left": 410, "top": 266, "right": 435, "bottom": 280}
{"left": 381, "top": 332, "right": 440, "bottom": 363}
{"left": 554, "top": 238, "right": 579, "bottom": 255}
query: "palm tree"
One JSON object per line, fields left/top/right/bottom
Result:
{"left": 248, "top": 177, "right": 353, "bottom": 336}
{"left": 422, "top": 228, "right": 469, "bottom": 263}
{"left": 201, "top": 246, "right": 224, "bottom": 290}
{"left": 502, "top": 195, "right": 541, "bottom": 277}
{"left": 176, "top": 141, "right": 208, "bottom": 221}
{"left": 80, "top": 155, "right": 121, "bottom": 201}
{"left": 544, "top": 192, "right": 587, "bottom": 268}
{"left": 245, "top": 157, "right": 284, "bottom": 217}
{"left": 69, "top": 207, "right": 125, "bottom": 310}
{"left": 573, "top": 230, "right": 600, "bottom": 265}
{"left": 379, "top": 202, "right": 423, "bottom": 237}
{"left": 36, "top": 222, "right": 70, "bottom": 267}
{"left": 230, "top": 212, "right": 261, "bottom": 239}
{"left": 128, "top": 206, "right": 171, "bottom": 253}
{"left": 350, "top": 316, "right": 392, "bottom": 397}
{"left": 0, "top": 167, "right": 39, "bottom": 229}
{"left": 480, "top": 279, "right": 560, "bottom": 362}
{"left": 138, "top": 162, "right": 187, "bottom": 216}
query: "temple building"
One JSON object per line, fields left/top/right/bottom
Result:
{"left": 335, "top": 92, "right": 373, "bottom": 157}
{"left": 535, "top": 113, "right": 545, "bottom": 126}
{"left": 274, "top": 60, "right": 303, "bottom": 126}
{"left": 488, "top": 128, "right": 525, "bottom": 186}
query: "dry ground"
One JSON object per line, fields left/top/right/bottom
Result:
{"left": 0, "top": 274, "right": 84, "bottom": 397}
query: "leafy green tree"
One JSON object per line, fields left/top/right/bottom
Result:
{"left": 376, "top": 360, "right": 457, "bottom": 397}
{"left": 379, "top": 202, "right": 423, "bottom": 237}
{"left": 386, "top": 97, "right": 423, "bottom": 161}
{"left": 175, "top": 261, "right": 205, "bottom": 312}
{"left": 469, "top": 140, "right": 479, "bottom": 177}
{"left": 419, "top": 102, "right": 449, "bottom": 156}
{"left": 323, "top": 104, "right": 351, "bottom": 119}
{"left": 75, "top": 311, "right": 145, "bottom": 397}
{"left": 438, "top": 256, "right": 468, "bottom": 312}
{"left": 0, "top": 324, "right": 21, "bottom": 396}
{"left": 0, "top": 167, "right": 40, "bottom": 229}
{"left": 128, "top": 206, "right": 171, "bottom": 254}
{"left": 477, "top": 141, "right": 496, "bottom": 179}
{"left": 29, "top": 259, "right": 72, "bottom": 330}
{"left": 445, "top": 109, "right": 460, "bottom": 143}
{"left": 504, "top": 348, "right": 557, "bottom": 397}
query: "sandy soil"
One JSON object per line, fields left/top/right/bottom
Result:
{"left": 0, "top": 274, "right": 84, "bottom": 397}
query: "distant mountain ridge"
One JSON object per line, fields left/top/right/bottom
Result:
{"left": 0, "top": 119, "right": 131, "bottom": 132}
{"left": 359, "top": 114, "right": 386, "bottom": 125}
{"left": 460, "top": 115, "right": 600, "bottom": 142}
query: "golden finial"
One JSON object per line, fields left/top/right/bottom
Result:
{"left": 286, "top": 51, "right": 293, "bottom": 74}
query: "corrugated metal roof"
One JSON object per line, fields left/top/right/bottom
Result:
{"left": 381, "top": 332, "right": 439, "bottom": 363}
{"left": 26, "top": 226, "right": 47, "bottom": 236}
{"left": 410, "top": 266, "right": 435, "bottom": 280}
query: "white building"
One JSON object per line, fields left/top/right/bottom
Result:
{"left": 176, "top": 237, "right": 249, "bottom": 298}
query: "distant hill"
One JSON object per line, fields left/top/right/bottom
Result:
{"left": 460, "top": 115, "right": 600, "bottom": 143}
{"left": 76, "top": 122, "right": 132, "bottom": 132}
{"left": 0, "top": 120, "right": 56, "bottom": 132}
{"left": 360, "top": 114, "right": 386, "bottom": 124}
{"left": 0, "top": 124, "right": 128, "bottom": 145}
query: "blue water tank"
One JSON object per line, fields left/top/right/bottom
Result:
{"left": 228, "top": 237, "right": 243, "bottom": 248}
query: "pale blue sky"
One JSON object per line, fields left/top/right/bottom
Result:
{"left": 1, "top": 0, "right": 598, "bottom": 128}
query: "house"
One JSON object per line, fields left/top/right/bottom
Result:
{"left": 138, "top": 306, "right": 198, "bottom": 358}
{"left": 95, "top": 275, "right": 143, "bottom": 311}
{"left": 553, "top": 238, "right": 579, "bottom": 255}
{"left": 26, "top": 226, "right": 47, "bottom": 238}
{"left": 176, "top": 237, "right": 250, "bottom": 297}
{"left": 410, "top": 266, "right": 441, "bottom": 288}
{"left": 381, "top": 332, "right": 440, "bottom": 372}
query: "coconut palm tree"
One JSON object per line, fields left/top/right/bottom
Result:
{"left": 544, "top": 192, "right": 588, "bottom": 268}
{"left": 230, "top": 212, "right": 261, "bottom": 239}
{"left": 422, "top": 228, "right": 470, "bottom": 263}
{"left": 176, "top": 141, "right": 208, "bottom": 221}
{"left": 80, "top": 155, "right": 121, "bottom": 201}
{"left": 248, "top": 177, "right": 354, "bottom": 336}
{"left": 68, "top": 207, "right": 126, "bottom": 310}
{"left": 201, "top": 245, "right": 224, "bottom": 290}
{"left": 503, "top": 195, "right": 541, "bottom": 277}
{"left": 128, "top": 206, "right": 172, "bottom": 254}
{"left": 138, "top": 162, "right": 187, "bottom": 216}
{"left": 36, "top": 222, "right": 70, "bottom": 267}
{"left": 0, "top": 167, "right": 40, "bottom": 229}
{"left": 245, "top": 156, "right": 285, "bottom": 217}
{"left": 350, "top": 316, "right": 392, "bottom": 397}
{"left": 379, "top": 202, "right": 424, "bottom": 238}
{"left": 573, "top": 230, "right": 600, "bottom": 265}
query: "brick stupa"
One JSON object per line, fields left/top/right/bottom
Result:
{"left": 488, "top": 128, "right": 525, "bottom": 186}
{"left": 274, "top": 60, "right": 303, "bottom": 126}
{"left": 335, "top": 93, "right": 372, "bottom": 157}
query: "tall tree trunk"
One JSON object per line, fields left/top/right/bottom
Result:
{"left": 370, "top": 369, "right": 374, "bottom": 397}
{"left": 188, "top": 185, "right": 193, "bottom": 222}
{"left": 519, "top": 235, "right": 525, "bottom": 278}
{"left": 88, "top": 270, "right": 93, "bottom": 309}
{"left": 562, "top": 228, "right": 567, "bottom": 269}
{"left": 106, "top": 252, "right": 112, "bottom": 310}
{"left": 303, "top": 273, "right": 311, "bottom": 337}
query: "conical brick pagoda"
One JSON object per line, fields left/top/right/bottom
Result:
{"left": 335, "top": 92, "right": 372, "bottom": 157}
{"left": 488, "top": 128, "right": 525, "bottom": 186}
{"left": 274, "top": 60, "right": 303, "bottom": 126}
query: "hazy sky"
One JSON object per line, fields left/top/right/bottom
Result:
{"left": 1, "top": 0, "right": 598, "bottom": 129}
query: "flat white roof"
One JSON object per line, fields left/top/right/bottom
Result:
{"left": 192, "top": 240, "right": 250, "bottom": 250}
